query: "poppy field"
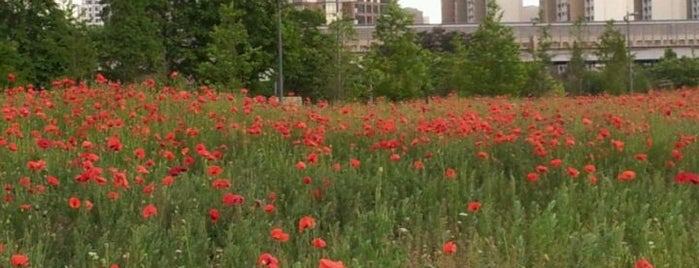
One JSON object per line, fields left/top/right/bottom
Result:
{"left": 1, "top": 78, "right": 699, "bottom": 267}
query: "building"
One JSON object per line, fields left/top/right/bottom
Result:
{"left": 520, "top": 5, "right": 540, "bottom": 22}
{"left": 403, "top": 7, "right": 426, "bottom": 24}
{"left": 76, "top": 0, "right": 106, "bottom": 26}
{"left": 539, "top": 0, "right": 697, "bottom": 22}
{"left": 290, "top": 0, "right": 389, "bottom": 25}
{"left": 692, "top": 0, "right": 699, "bottom": 19}
{"left": 635, "top": 0, "right": 689, "bottom": 20}
{"left": 442, "top": 0, "right": 525, "bottom": 24}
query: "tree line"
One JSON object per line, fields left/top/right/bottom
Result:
{"left": 1, "top": 0, "right": 697, "bottom": 101}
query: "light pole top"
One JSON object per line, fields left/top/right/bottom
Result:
{"left": 624, "top": 12, "right": 639, "bottom": 22}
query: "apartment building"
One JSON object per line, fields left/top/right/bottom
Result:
{"left": 636, "top": 0, "right": 689, "bottom": 20}
{"left": 442, "top": 0, "right": 524, "bottom": 24}
{"left": 76, "top": 0, "right": 106, "bottom": 26}
{"left": 403, "top": 7, "right": 426, "bottom": 24}
{"left": 542, "top": 0, "right": 693, "bottom": 22}
{"left": 290, "top": 0, "right": 389, "bottom": 25}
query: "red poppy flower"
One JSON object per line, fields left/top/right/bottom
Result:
{"left": 675, "top": 172, "right": 699, "bottom": 184}
{"left": 69, "top": 197, "right": 81, "bottom": 209}
{"left": 299, "top": 216, "right": 317, "bottom": 233}
{"left": 349, "top": 158, "right": 360, "bottom": 168}
{"left": 444, "top": 168, "right": 456, "bottom": 179}
{"left": 264, "top": 204, "right": 275, "bottom": 213}
{"left": 312, "top": 237, "right": 327, "bottom": 248}
{"left": 209, "top": 209, "right": 220, "bottom": 223}
{"left": 107, "top": 136, "right": 122, "bottom": 151}
{"left": 258, "top": 253, "right": 279, "bottom": 267}
{"left": 7, "top": 73, "right": 15, "bottom": 83}
{"left": 319, "top": 259, "right": 345, "bottom": 268}
{"left": 617, "top": 170, "right": 636, "bottom": 181}
{"left": 141, "top": 204, "right": 158, "bottom": 219}
{"left": 11, "top": 254, "right": 29, "bottom": 267}
{"left": 467, "top": 201, "right": 481, "bottom": 213}
{"left": 635, "top": 258, "right": 654, "bottom": 268}
{"left": 527, "top": 172, "right": 539, "bottom": 183}
{"left": 442, "top": 241, "right": 457, "bottom": 255}
{"left": 270, "top": 228, "right": 290, "bottom": 242}
{"left": 222, "top": 193, "right": 244, "bottom": 206}
{"left": 207, "top": 165, "right": 223, "bottom": 176}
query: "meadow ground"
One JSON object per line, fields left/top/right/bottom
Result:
{"left": 1, "top": 79, "right": 698, "bottom": 267}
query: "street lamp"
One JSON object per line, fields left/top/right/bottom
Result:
{"left": 623, "top": 11, "right": 638, "bottom": 93}
{"left": 277, "top": 0, "right": 284, "bottom": 102}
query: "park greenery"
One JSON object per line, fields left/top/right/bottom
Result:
{"left": 2, "top": 0, "right": 699, "bottom": 100}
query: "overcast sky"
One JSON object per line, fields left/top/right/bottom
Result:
{"left": 400, "top": 0, "right": 539, "bottom": 24}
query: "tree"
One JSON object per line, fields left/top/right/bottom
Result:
{"left": 281, "top": 8, "right": 337, "bottom": 99}
{"left": 366, "top": 1, "right": 431, "bottom": 101}
{"left": 522, "top": 10, "right": 563, "bottom": 97}
{"left": 416, "top": 27, "right": 472, "bottom": 54}
{"left": 466, "top": 0, "right": 525, "bottom": 96}
{"left": 196, "top": 1, "right": 254, "bottom": 91}
{"left": 327, "top": 16, "right": 358, "bottom": 102}
{"left": 564, "top": 18, "right": 587, "bottom": 95}
{"left": 98, "top": 0, "right": 166, "bottom": 82}
{"left": 0, "top": 0, "right": 97, "bottom": 86}
{"left": 159, "top": 0, "right": 233, "bottom": 80}
{"left": 596, "top": 20, "right": 629, "bottom": 95}
{"left": 649, "top": 56, "right": 699, "bottom": 89}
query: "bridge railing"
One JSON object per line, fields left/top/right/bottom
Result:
{"left": 339, "top": 20, "right": 699, "bottom": 52}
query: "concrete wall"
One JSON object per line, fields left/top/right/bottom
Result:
{"left": 651, "top": 0, "right": 688, "bottom": 20}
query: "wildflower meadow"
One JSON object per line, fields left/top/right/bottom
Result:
{"left": 1, "top": 76, "right": 699, "bottom": 267}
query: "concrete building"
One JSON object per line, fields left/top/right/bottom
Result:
{"left": 520, "top": 5, "right": 540, "bottom": 22}
{"left": 403, "top": 7, "right": 426, "bottom": 24}
{"left": 692, "top": 0, "right": 699, "bottom": 19}
{"left": 76, "top": 0, "right": 106, "bottom": 26}
{"left": 442, "top": 0, "right": 525, "bottom": 24}
{"left": 290, "top": 0, "right": 389, "bottom": 25}
{"left": 541, "top": 0, "right": 693, "bottom": 22}
{"left": 636, "top": 0, "right": 689, "bottom": 20}
{"left": 539, "top": 0, "right": 585, "bottom": 22}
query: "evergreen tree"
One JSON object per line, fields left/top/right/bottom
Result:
{"left": 597, "top": 20, "right": 629, "bottom": 95}
{"left": 466, "top": 0, "right": 525, "bottom": 96}
{"left": 1, "top": 0, "right": 97, "bottom": 86}
{"left": 522, "top": 11, "right": 563, "bottom": 97}
{"left": 196, "top": 1, "right": 253, "bottom": 91}
{"left": 99, "top": 0, "right": 166, "bottom": 82}
{"left": 367, "top": 1, "right": 431, "bottom": 101}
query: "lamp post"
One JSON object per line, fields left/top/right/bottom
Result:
{"left": 277, "top": 0, "right": 284, "bottom": 102}
{"left": 623, "top": 12, "right": 638, "bottom": 93}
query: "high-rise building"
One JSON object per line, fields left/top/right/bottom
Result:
{"left": 540, "top": 0, "right": 693, "bottom": 22}
{"left": 403, "top": 7, "right": 426, "bottom": 24}
{"left": 692, "top": 0, "right": 699, "bottom": 19}
{"left": 290, "top": 0, "right": 389, "bottom": 25}
{"left": 76, "top": 0, "right": 106, "bottom": 26}
{"left": 635, "top": 0, "right": 689, "bottom": 20}
{"left": 442, "top": 0, "right": 524, "bottom": 24}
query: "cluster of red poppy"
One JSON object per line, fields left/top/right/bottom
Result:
{"left": 2, "top": 74, "right": 698, "bottom": 266}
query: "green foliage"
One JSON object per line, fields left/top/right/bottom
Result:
{"left": 99, "top": 0, "right": 166, "bottom": 82}
{"left": 281, "top": 9, "right": 336, "bottom": 99}
{"left": 564, "top": 18, "right": 588, "bottom": 95}
{"left": 522, "top": 15, "right": 563, "bottom": 97}
{"left": 0, "top": 0, "right": 97, "bottom": 86}
{"left": 327, "top": 16, "right": 359, "bottom": 102}
{"left": 648, "top": 55, "right": 699, "bottom": 89}
{"left": 367, "top": 1, "right": 431, "bottom": 101}
{"left": 597, "top": 20, "right": 630, "bottom": 95}
{"left": 465, "top": 0, "right": 525, "bottom": 96}
{"left": 196, "top": 2, "right": 253, "bottom": 91}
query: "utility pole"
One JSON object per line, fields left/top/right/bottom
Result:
{"left": 624, "top": 11, "right": 637, "bottom": 93}
{"left": 277, "top": 0, "right": 284, "bottom": 102}
{"left": 336, "top": 0, "right": 342, "bottom": 102}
